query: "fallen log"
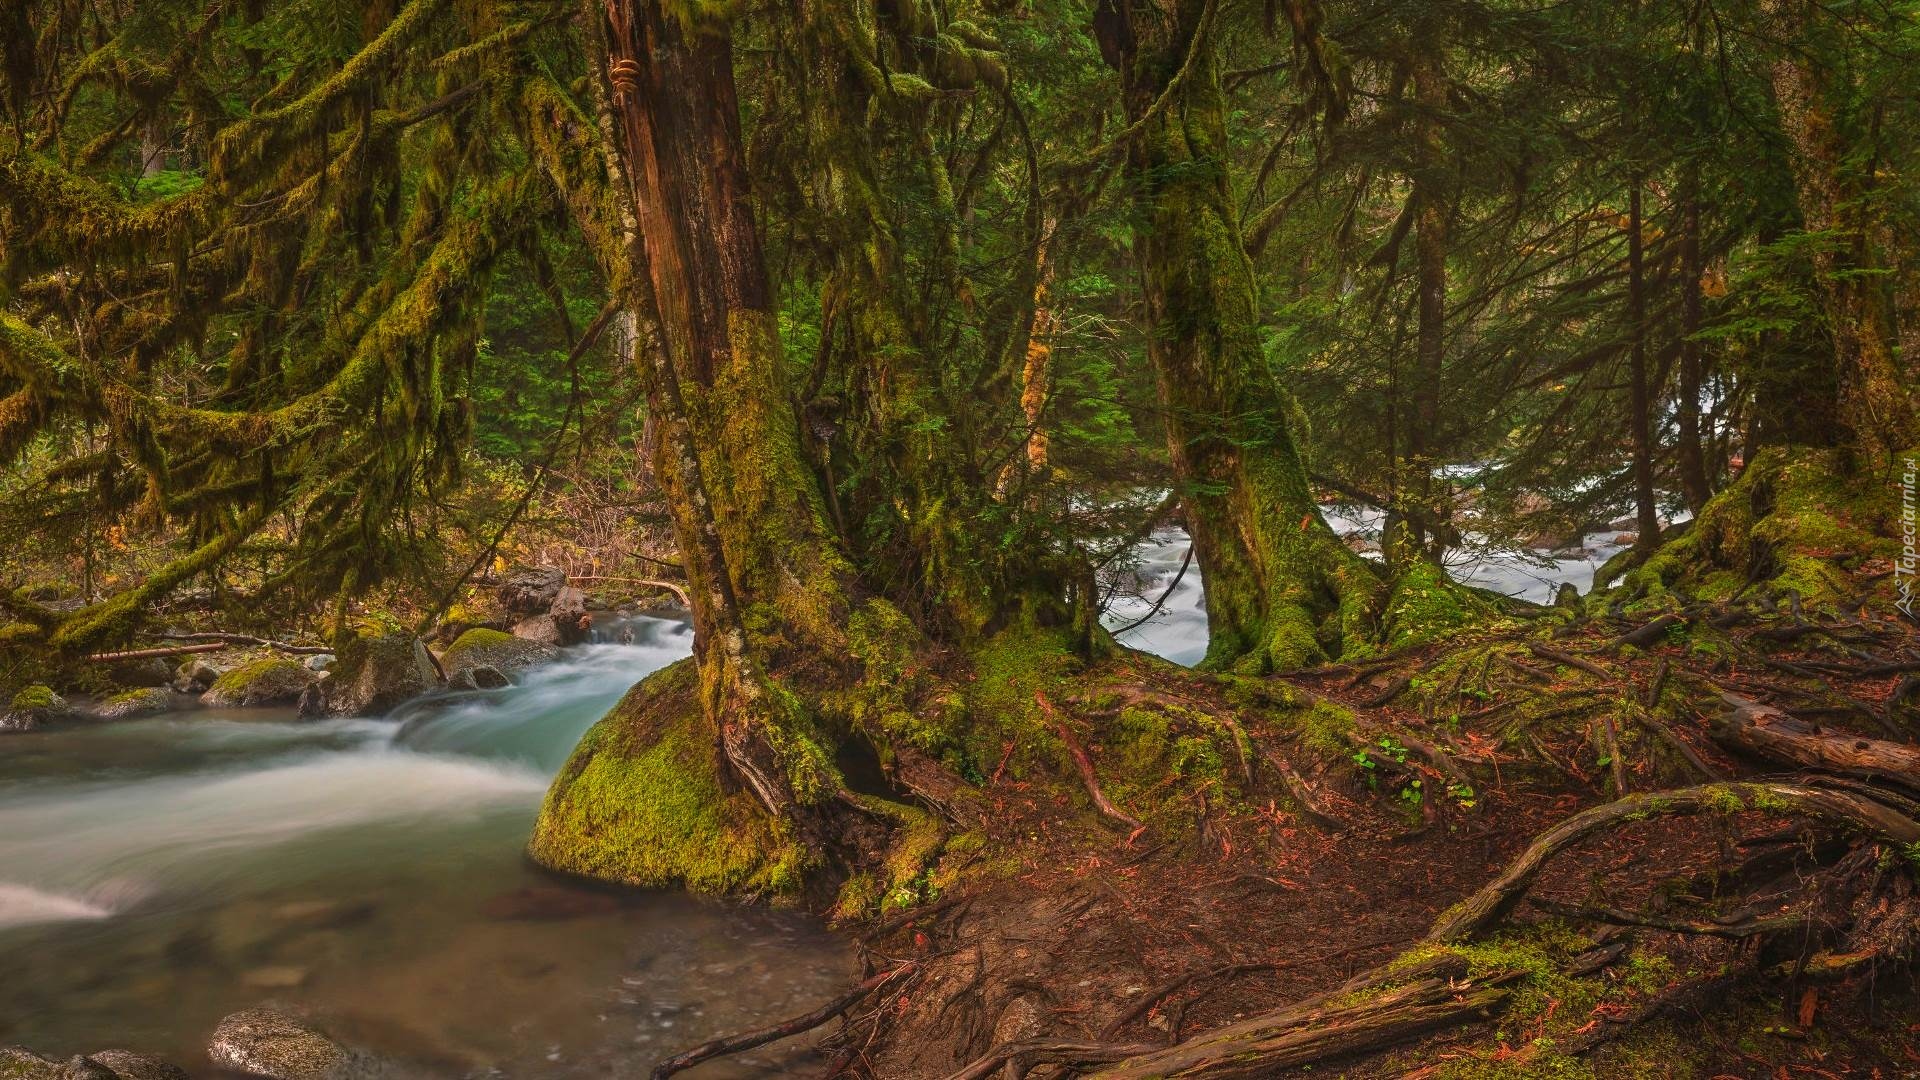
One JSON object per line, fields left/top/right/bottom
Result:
{"left": 158, "top": 631, "right": 332, "bottom": 654}
{"left": 1714, "top": 693, "right": 1920, "bottom": 794}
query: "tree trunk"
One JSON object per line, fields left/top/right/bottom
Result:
{"left": 1675, "top": 171, "right": 1712, "bottom": 512}
{"left": 1764, "top": 0, "right": 1916, "bottom": 464}
{"left": 1101, "top": 0, "right": 1377, "bottom": 673}
{"left": 1407, "top": 36, "right": 1449, "bottom": 560}
{"left": 601, "top": 0, "right": 856, "bottom": 840}
{"left": 1627, "top": 178, "right": 1661, "bottom": 551}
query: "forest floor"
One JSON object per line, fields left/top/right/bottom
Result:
{"left": 798, "top": 598, "right": 1920, "bottom": 1079}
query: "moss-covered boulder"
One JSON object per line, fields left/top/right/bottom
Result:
{"left": 202, "top": 659, "right": 316, "bottom": 709}
{"left": 1, "top": 685, "right": 76, "bottom": 733}
{"left": 92, "top": 687, "right": 177, "bottom": 721}
{"left": 440, "top": 628, "right": 555, "bottom": 685}
{"left": 315, "top": 633, "right": 440, "bottom": 717}
{"left": 529, "top": 659, "right": 804, "bottom": 894}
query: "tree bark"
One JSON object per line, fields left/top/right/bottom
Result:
{"left": 602, "top": 0, "right": 856, "bottom": 835}
{"left": 1407, "top": 32, "right": 1449, "bottom": 559}
{"left": 1763, "top": 0, "right": 1916, "bottom": 463}
{"left": 1627, "top": 178, "right": 1660, "bottom": 550}
{"left": 1101, "top": 0, "right": 1376, "bottom": 673}
{"left": 1676, "top": 167, "right": 1712, "bottom": 512}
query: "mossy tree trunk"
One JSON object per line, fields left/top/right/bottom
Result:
{"left": 1099, "top": 0, "right": 1379, "bottom": 673}
{"left": 1763, "top": 0, "right": 1916, "bottom": 465}
{"left": 600, "top": 0, "right": 861, "bottom": 843}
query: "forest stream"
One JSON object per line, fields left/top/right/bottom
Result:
{"left": 0, "top": 526, "right": 1633, "bottom": 1076}
{"left": 0, "top": 616, "right": 855, "bottom": 1077}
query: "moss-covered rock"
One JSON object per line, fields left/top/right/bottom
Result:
{"left": 529, "top": 658, "right": 805, "bottom": 895}
{"left": 440, "top": 628, "right": 555, "bottom": 684}
{"left": 202, "top": 658, "right": 316, "bottom": 709}
{"left": 92, "top": 687, "right": 177, "bottom": 721}
{"left": 2, "top": 684, "right": 75, "bottom": 733}
{"left": 315, "top": 633, "right": 439, "bottom": 717}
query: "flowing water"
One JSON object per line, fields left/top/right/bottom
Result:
{"left": 0, "top": 617, "right": 854, "bottom": 1077}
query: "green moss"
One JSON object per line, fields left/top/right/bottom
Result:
{"left": 441, "top": 627, "right": 555, "bottom": 676}
{"left": 9, "top": 684, "right": 58, "bottom": 711}
{"left": 529, "top": 659, "right": 806, "bottom": 895}
{"left": 1612, "top": 447, "right": 1899, "bottom": 616}
{"left": 204, "top": 657, "right": 313, "bottom": 707}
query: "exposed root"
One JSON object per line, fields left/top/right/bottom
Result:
{"left": 649, "top": 964, "right": 918, "bottom": 1079}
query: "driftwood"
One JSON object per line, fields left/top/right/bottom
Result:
{"left": 1428, "top": 782, "right": 1920, "bottom": 942}
{"left": 650, "top": 964, "right": 914, "bottom": 1079}
{"left": 152, "top": 631, "right": 334, "bottom": 654}
{"left": 1714, "top": 693, "right": 1920, "bottom": 793}
{"left": 563, "top": 575, "right": 692, "bottom": 606}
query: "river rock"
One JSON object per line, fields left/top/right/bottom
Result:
{"left": 313, "top": 634, "right": 439, "bottom": 718}
{"left": 105, "top": 657, "right": 175, "bottom": 689}
{"left": 81, "top": 1051, "right": 188, "bottom": 1080}
{"left": 92, "top": 687, "right": 177, "bottom": 721}
{"left": 452, "top": 664, "right": 510, "bottom": 690}
{"left": 203, "top": 660, "right": 316, "bottom": 709}
{"left": 177, "top": 658, "right": 224, "bottom": 689}
{"left": 440, "top": 628, "right": 554, "bottom": 685}
{"left": 302, "top": 654, "right": 335, "bottom": 672}
{"left": 206, "top": 1009, "right": 354, "bottom": 1080}
{"left": 2, "top": 685, "right": 77, "bottom": 733}
{"left": 0, "top": 1048, "right": 116, "bottom": 1080}
{"left": 497, "top": 566, "right": 567, "bottom": 616}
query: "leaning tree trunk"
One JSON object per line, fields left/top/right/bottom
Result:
{"left": 1099, "top": 0, "right": 1377, "bottom": 673}
{"left": 1764, "top": 0, "right": 1916, "bottom": 465}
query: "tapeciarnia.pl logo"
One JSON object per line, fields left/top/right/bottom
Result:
{"left": 1900, "top": 458, "right": 1917, "bottom": 620}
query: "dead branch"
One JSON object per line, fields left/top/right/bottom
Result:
{"left": 159, "top": 631, "right": 332, "bottom": 654}
{"left": 85, "top": 642, "right": 226, "bottom": 662}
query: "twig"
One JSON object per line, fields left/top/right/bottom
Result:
{"left": 85, "top": 642, "right": 225, "bottom": 662}
{"left": 155, "top": 631, "right": 332, "bottom": 655}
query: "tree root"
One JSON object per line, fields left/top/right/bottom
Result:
{"left": 1428, "top": 781, "right": 1920, "bottom": 942}
{"left": 1037, "top": 691, "right": 1142, "bottom": 830}
{"left": 1085, "top": 956, "right": 1512, "bottom": 1079}
{"left": 649, "top": 964, "right": 917, "bottom": 1079}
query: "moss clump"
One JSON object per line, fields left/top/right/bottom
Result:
{"left": 203, "top": 657, "right": 315, "bottom": 708}
{"left": 529, "top": 659, "right": 806, "bottom": 895}
{"left": 10, "top": 684, "right": 60, "bottom": 712}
